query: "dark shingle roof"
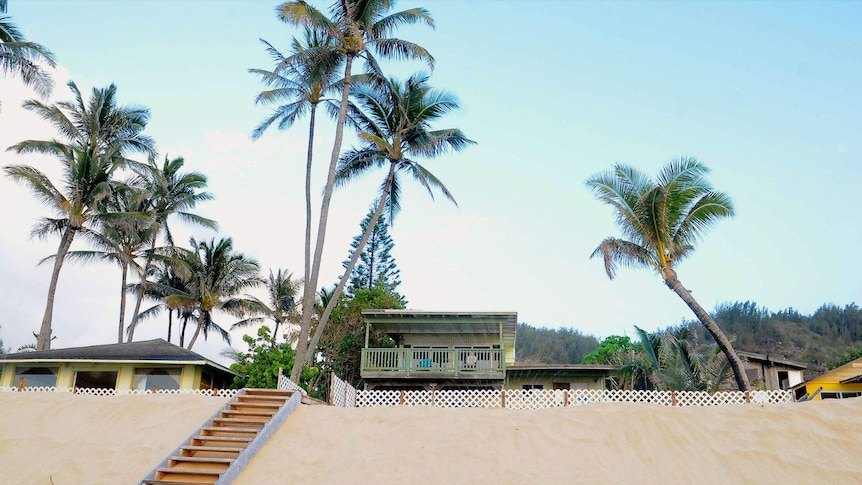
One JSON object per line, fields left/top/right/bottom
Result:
{"left": 1, "top": 339, "right": 208, "bottom": 362}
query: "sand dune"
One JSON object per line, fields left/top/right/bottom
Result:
{"left": 0, "top": 393, "right": 225, "bottom": 485}
{"left": 0, "top": 393, "right": 860, "bottom": 485}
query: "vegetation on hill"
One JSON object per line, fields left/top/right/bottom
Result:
{"left": 515, "top": 323, "right": 599, "bottom": 365}
{"left": 687, "top": 301, "right": 862, "bottom": 376}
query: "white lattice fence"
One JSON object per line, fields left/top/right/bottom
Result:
{"left": 0, "top": 386, "right": 235, "bottom": 397}
{"left": 277, "top": 374, "right": 305, "bottom": 394}
{"left": 329, "top": 373, "right": 357, "bottom": 407}
{"left": 345, "top": 386, "right": 794, "bottom": 408}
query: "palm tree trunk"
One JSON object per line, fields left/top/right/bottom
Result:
{"left": 179, "top": 315, "right": 188, "bottom": 347}
{"left": 663, "top": 269, "right": 751, "bottom": 391}
{"left": 117, "top": 262, "right": 128, "bottom": 343}
{"left": 272, "top": 320, "right": 280, "bottom": 342}
{"left": 304, "top": 103, "right": 317, "bottom": 312}
{"left": 187, "top": 323, "right": 202, "bottom": 350}
{"left": 304, "top": 163, "right": 395, "bottom": 364}
{"left": 36, "top": 226, "right": 76, "bottom": 350}
{"left": 127, "top": 238, "right": 156, "bottom": 342}
{"left": 167, "top": 308, "right": 173, "bottom": 343}
{"left": 292, "top": 54, "right": 355, "bottom": 382}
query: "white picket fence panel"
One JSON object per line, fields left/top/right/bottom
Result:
{"left": 277, "top": 374, "right": 305, "bottom": 395}
{"left": 346, "top": 384, "right": 794, "bottom": 409}
{"left": 0, "top": 386, "right": 237, "bottom": 398}
{"left": 330, "top": 373, "right": 357, "bottom": 407}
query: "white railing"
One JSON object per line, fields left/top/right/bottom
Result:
{"left": 347, "top": 387, "right": 794, "bottom": 408}
{"left": 0, "top": 386, "right": 238, "bottom": 398}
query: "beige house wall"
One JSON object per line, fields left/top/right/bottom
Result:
{"left": 505, "top": 374, "right": 607, "bottom": 391}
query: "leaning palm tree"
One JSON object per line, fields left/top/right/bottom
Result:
{"left": 231, "top": 269, "right": 302, "bottom": 341}
{"left": 0, "top": 0, "right": 56, "bottom": 110}
{"left": 277, "top": 0, "right": 434, "bottom": 380}
{"left": 586, "top": 157, "right": 750, "bottom": 391}
{"left": 250, "top": 28, "right": 341, "bottom": 334}
{"left": 167, "top": 237, "right": 263, "bottom": 350}
{"left": 5, "top": 81, "right": 155, "bottom": 349}
{"left": 299, "top": 74, "right": 474, "bottom": 371}
{"left": 125, "top": 156, "right": 216, "bottom": 342}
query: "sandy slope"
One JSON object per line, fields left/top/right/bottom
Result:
{"left": 0, "top": 393, "right": 859, "bottom": 485}
{"left": 0, "top": 393, "right": 225, "bottom": 485}
{"left": 234, "top": 399, "right": 862, "bottom": 485}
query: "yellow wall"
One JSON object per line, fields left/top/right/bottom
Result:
{"left": 505, "top": 375, "right": 607, "bottom": 391}
{"left": 1, "top": 362, "right": 207, "bottom": 391}
{"left": 798, "top": 381, "right": 862, "bottom": 401}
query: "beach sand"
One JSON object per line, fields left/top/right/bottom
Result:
{"left": 0, "top": 392, "right": 225, "bottom": 485}
{"left": 0, "top": 392, "right": 860, "bottom": 484}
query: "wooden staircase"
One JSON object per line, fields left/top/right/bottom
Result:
{"left": 140, "top": 389, "right": 299, "bottom": 485}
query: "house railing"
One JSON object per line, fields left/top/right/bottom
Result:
{"left": 361, "top": 347, "right": 505, "bottom": 377}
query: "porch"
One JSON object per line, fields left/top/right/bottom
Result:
{"left": 361, "top": 347, "right": 505, "bottom": 379}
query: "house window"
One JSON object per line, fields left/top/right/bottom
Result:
{"left": 522, "top": 384, "right": 544, "bottom": 390}
{"left": 14, "top": 367, "right": 57, "bottom": 387}
{"left": 134, "top": 368, "right": 181, "bottom": 391}
{"left": 552, "top": 383, "right": 571, "bottom": 390}
{"left": 777, "top": 371, "right": 790, "bottom": 390}
{"left": 74, "top": 371, "right": 118, "bottom": 390}
{"left": 821, "top": 391, "right": 861, "bottom": 400}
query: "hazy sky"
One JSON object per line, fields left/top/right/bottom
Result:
{"left": 0, "top": 1, "right": 859, "bottom": 364}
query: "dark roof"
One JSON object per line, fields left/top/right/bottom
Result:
{"left": 738, "top": 351, "right": 807, "bottom": 370}
{"left": 2, "top": 338, "right": 209, "bottom": 363}
{"left": 506, "top": 364, "right": 616, "bottom": 376}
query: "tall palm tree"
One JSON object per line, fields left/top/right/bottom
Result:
{"left": 250, "top": 28, "right": 341, "bottom": 337}
{"left": 231, "top": 269, "right": 302, "bottom": 341}
{"left": 0, "top": 0, "right": 56, "bottom": 110}
{"left": 586, "top": 157, "right": 750, "bottom": 391}
{"left": 4, "top": 81, "right": 155, "bottom": 350}
{"left": 167, "top": 237, "right": 263, "bottom": 350}
{"left": 125, "top": 156, "right": 216, "bottom": 342}
{"left": 57, "top": 186, "right": 153, "bottom": 343}
{"left": 302, "top": 74, "right": 474, "bottom": 368}
{"left": 277, "top": 0, "right": 434, "bottom": 380}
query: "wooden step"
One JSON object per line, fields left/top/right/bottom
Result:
{"left": 179, "top": 445, "right": 245, "bottom": 458}
{"left": 155, "top": 467, "right": 222, "bottom": 483}
{"left": 236, "top": 394, "right": 291, "bottom": 402}
{"left": 199, "top": 426, "right": 259, "bottom": 437}
{"left": 219, "top": 409, "right": 278, "bottom": 418}
{"left": 211, "top": 417, "right": 268, "bottom": 427}
{"left": 243, "top": 388, "right": 293, "bottom": 397}
{"left": 191, "top": 435, "right": 253, "bottom": 447}
{"left": 228, "top": 401, "right": 283, "bottom": 409}
{"left": 169, "top": 456, "right": 235, "bottom": 465}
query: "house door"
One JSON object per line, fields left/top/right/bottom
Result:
{"left": 553, "top": 383, "right": 570, "bottom": 390}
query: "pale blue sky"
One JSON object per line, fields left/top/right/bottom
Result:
{"left": 0, "top": 1, "right": 859, "bottom": 362}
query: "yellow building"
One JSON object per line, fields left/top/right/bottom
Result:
{"left": 0, "top": 338, "right": 237, "bottom": 392}
{"left": 791, "top": 357, "right": 862, "bottom": 401}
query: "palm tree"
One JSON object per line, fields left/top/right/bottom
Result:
{"left": 125, "top": 156, "right": 216, "bottom": 342}
{"left": 5, "top": 81, "right": 155, "bottom": 350}
{"left": 57, "top": 186, "right": 153, "bottom": 343}
{"left": 167, "top": 237, "right": 263, "bottom": 350}
{"left": 0, "top": 0, "right": 56, "bottom": 110}
{"left": 250, "top": 28, "right": 341, "bottom": 337}
{"left": 586, "top": 157, "right": 750, "bottom": 391}
{"left": 301, "top": 74, "right": 474, "bottom": 369}
{"left": 231, "top": 269, "right": 302, "bottom": 341}
{"left": 277, "top": 0, "right": 434, "bottom": 380}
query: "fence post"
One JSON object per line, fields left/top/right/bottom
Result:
{"left": 343, "top": 378, "right": 349, "bottom": 406}
{"left": 151, "top": 385, "right": 157, "bottom": 393}
{"left": 17, "top": 377, "right": 24, "bottom": 392}
{"left": 431, "top": 388, "right": 436, "bottom": 407}
{"left": 564, "top": 390, "right": 569, "bottom": 407}
{"left": 671, "top": 391, "right": 678, "bottom": 406}
{"left": 400, "top": 390, "right": 405, "bottom": 405}
{"left": 744, "top": 391, "right": 751, "bottom": 404}
{"left": 213, "top": 388, "right": 219, "bottom": 397}
{"left": 329, "top": 372, "right": 336, "bottom": 405}
{"left": 354, "top": 387, "right": 358, "bottom": 407}
{"left": 501, "top": 389, "right": 506, "bottom": 408}
{"left": 277, "top": 366, "right": 283, "bottom": 389}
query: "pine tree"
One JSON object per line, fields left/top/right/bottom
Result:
{"left": 342, "top": 202, "right": 402, "bottom": 295}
